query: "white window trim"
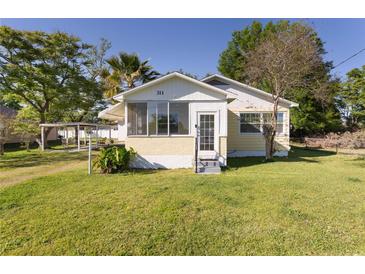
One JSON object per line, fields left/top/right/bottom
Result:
{"left": 239, "top": 111, "right": 285, "bottom": 136}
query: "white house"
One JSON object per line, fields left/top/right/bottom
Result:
{"left": 99, "top": 72, "right": 298, "bottom": 170}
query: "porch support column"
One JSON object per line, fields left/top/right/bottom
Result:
{"left": 41, "top": 126, "right": 45, "bottom": 151}
{"left": 77, "top": 124, "right": 80, "bottom": 151}
{"left": 109, "top": 126, "right": 111, "bottom": 139}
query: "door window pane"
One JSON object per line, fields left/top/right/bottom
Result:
{"left": 127, "top": 103, "right": 147, "bottom": 135}
{"left": 199, "top": 114, "right": 214, "bottom": 151}
{"left": 169, "top": 103, "right": 189, "bottom": 135}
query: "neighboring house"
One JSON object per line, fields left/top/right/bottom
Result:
{"left": 0, "top": 105, "right": 58, "bottom": 144}
{"left": 99, "top": 72, "right": 298, "bottom": 169}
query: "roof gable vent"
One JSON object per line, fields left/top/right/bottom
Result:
{"left": 206, "top": 79, "right": 229, "bottom": 86}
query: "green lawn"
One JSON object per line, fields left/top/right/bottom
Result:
{"left": 0, "top": 147, "right": 364, "bottom": 255}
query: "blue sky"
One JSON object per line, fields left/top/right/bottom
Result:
{"left": 1, "top": 18, "right": 365, "bottom": 79}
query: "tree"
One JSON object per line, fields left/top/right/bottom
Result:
{"left": 218, "top": 21, "right": 343, "bottom": 136}
{"left": 0, "top": 106, "right": 14, "bottom": 155}
{"left": 0, "top": 26, "right": 105, "bottom": 145}
{"left": 218, "top": 21, "right": 267, "bottom": 82}
{"left": 244, "top": 23, "right": 323, "bottom": 160}
{"left": 102, "top": 52, "right": 160, "bottom": 98}
{"left": 339, "top": 65, "right": 365, "bottom": 128}
{"left": 0, "top": 93, "right": 21, "bottom": 110}
{"left": 11, "top": 107, "right": 39, "bottom": 151}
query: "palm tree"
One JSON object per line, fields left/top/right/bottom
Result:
{"left": 101, "top": 52, "right": 160, "bottom": 98}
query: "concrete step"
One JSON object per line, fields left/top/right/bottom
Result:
{"left": 198, "top": 159, "right": 220, "bottom": 167}
{"left": 197, "top": 163, "right": 221, "bottom": 174}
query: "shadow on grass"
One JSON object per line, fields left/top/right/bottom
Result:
{"left": 225, "top": 146, "right": 336, "bottom": 170}
{"left": 0, "top": 150, "right": 89, "bottom": 169}
{"left": 347, "top": 156, "right": 365, "bottom": 168}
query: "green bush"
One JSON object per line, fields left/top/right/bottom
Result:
{"left": 93, "top": 146, "right": 136, "bottom": 174}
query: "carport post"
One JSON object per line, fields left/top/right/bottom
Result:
{"left": 88, "top": 131, "right": 92, "bottom": 175}
{"left": 41, "top": 126, "right": 45, "bottom": 151}
{"left": 77, "top": 124, "right": 80, "bottom": 151}
{"left": 83, "top": 127, "right": 87, "bottom": 146}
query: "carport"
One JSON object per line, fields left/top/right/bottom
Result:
{"left": 39, "top": 122, "right": 114, "bottom": 151}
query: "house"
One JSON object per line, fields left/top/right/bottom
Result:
{"left": 98, "top": 72, "right": 298, "bottom": 170}
{"left": 0, "top": 105, "right": 58, "bottom": 145}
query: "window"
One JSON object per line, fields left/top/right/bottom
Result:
{"left": 262, "top": 113, "right": 272, "bottom": 133}
{"left": 240, "top": 112, "right": 285, "bottom": 134}
{"left": 240, "top": 113, "right": 261, "bottom": 133}
{"left": 276, "top": 112, "right": 284, "bottom": 134}
{"left": 169, "top": 103, "right": 189, "bottom": 135}
{"left": 127, "top": 103, "right": 147, "bottom": 135}
{"left": 127, "top": 102, "right": 189, "bottom": 136}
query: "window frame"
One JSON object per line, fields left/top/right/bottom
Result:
{"left": 239, "top": 111, "right": 285, "bottom": 136}
{"left": 126, "top": 101, "right": 191, "bottom": 137}
{"left": 126, "top": 102, "right": 148, "bottom": 136}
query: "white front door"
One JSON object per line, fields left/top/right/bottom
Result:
{"left": 198, "top": 113, "right": 217, "bottom": 159}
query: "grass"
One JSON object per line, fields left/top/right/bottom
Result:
{"left": 0, "top": 149, "right": 90, "bottom": 188}
{"left": 0, "top": 147, "right": 364, "bottom": 255}
{"left": 0, "top": 149, "right": 89, "bottom": 170}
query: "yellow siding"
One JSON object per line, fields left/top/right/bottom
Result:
{"left": 227, "top": 110, "right": 290, "bottom": 152}
{"left": 126, "top": 136, "right": 194, "bottom": 155}
{"left": 219, "top": 136, "right": 227, "bottom": 157}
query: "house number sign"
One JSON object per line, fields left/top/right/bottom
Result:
{"left": 156, "top": 90, "right": 164, "bottom": 95}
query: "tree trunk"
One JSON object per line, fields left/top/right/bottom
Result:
{"left": 25, "top": 141, "right": 30, "bottom": 152}
{"left": 264, "top": 96, "right": 280, "bottom": 161}
{"left": 38, "top": 112, "right": 52, "bottom": 149}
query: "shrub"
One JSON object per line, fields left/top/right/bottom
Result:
{"left": 93, "top": 146, "right": 136, "bottom": 174}
{"left": 105, "top": 138, "right": 114, "bottom": 145}
{"left": 304, "top": 130, "right": 365, "bottom": 149}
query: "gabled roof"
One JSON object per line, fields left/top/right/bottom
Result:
{"left": 113, "top": 72, "right": 237, "bottom": 101}
{"left": 201, "top": 74, "right": 299, "bottom": 107}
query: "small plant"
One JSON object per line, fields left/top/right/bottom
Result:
{"left": 105, "top": 138, "right": 114, "bottom": 145}
{"left": 93, "top": 146, "right": 136, "bottom": 174}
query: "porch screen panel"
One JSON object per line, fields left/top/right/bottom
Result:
{"left": 169, "top": 103, "right": 189, "bottom": 135}
{"left": 157, "top": 102, "right": 168, "bottom": 135}
{"left": 127, "top": 103, "right": 147, "bottom": 135}
{"left": 148, "top": 102, "right": 157, "bottom": 135}
{"left": 147, "top": 102, "right": 168, "bottom": 135}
